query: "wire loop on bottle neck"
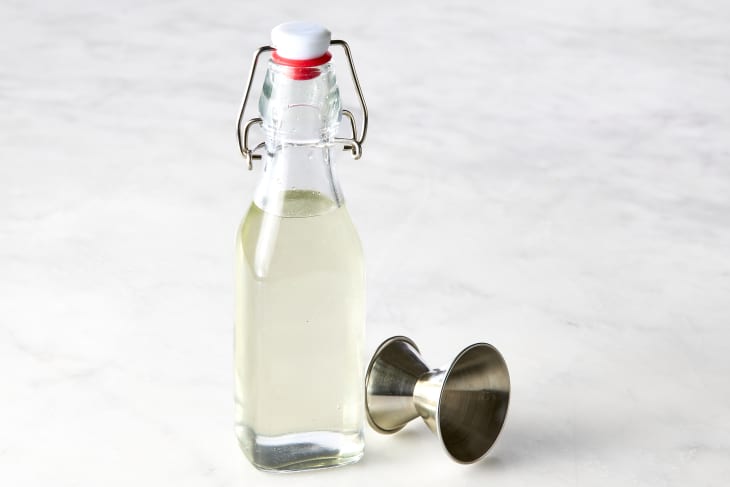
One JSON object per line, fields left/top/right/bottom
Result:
{"left": 236, "top": 40, "right": 368, "bottom": 170}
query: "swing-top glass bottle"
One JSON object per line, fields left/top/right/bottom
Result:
{"left": 234, "top": 22, "right": 369, "bottom": 472}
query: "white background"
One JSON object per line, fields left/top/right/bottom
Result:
{"left": 1, "top": 0, "right": 729, "bottom": 486}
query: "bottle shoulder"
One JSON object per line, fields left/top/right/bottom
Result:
{"left": 237, "top": 196, "right": 363, "bottom": 280}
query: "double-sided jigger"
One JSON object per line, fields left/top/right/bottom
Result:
{"left": 365, "top": 336, "right": 511, "bottom": 463}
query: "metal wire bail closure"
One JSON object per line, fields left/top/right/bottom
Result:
{"left": 236, "top": 40, "right": 369, "bottom": 170}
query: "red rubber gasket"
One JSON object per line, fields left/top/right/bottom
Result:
{"left": 272, "top": 51, "right": 332, "bottom": 80}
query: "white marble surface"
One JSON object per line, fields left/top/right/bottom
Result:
{"left": 2, "top": 0, "right": 730, "bottom": 485}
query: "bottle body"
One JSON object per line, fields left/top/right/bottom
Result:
{"left": 234, "top": 192, "right": 365, "bottom": 471}
{"left": 234, "top": 57, "right": 365, "bottom": 471}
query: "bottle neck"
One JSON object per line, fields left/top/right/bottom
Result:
{"left": 253, "top": 59, "right": 344, "bottom": 217}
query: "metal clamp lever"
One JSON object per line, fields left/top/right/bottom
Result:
{"left": 236, "top": 40, "right": 368, "bottom": 170}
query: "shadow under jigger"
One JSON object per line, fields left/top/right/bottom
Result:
{"left": 365, "top": 336, "right": 510, "bottom": 464}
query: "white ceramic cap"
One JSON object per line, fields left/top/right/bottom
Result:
{"left": 271, "top": 21, "right": 331, "bottom": 60}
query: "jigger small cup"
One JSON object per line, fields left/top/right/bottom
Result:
{"left": 365, "top": 336, "right": 510, "bottom": 464}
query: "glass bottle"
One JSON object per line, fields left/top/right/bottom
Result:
{"left": 234, "top": 22, "right": 367, "bottom": 472}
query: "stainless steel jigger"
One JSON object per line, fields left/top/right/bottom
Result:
{"left": 365, "top": 336, "right": 510, "bottom": 464}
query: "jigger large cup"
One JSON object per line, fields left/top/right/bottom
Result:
{"left": 365, "top": 336, "right": 510, "bottom": 464}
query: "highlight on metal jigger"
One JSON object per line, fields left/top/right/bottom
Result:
{"left": 365, "top": 336, "right": 511, "bottom": 464}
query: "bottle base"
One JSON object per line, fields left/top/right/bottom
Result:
{"left": 237, "top": 427, "right": 364, "bottom": 472}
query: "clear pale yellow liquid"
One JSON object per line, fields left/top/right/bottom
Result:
{"left": 234, "top": 190, "right": 365, "bottom": 471}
